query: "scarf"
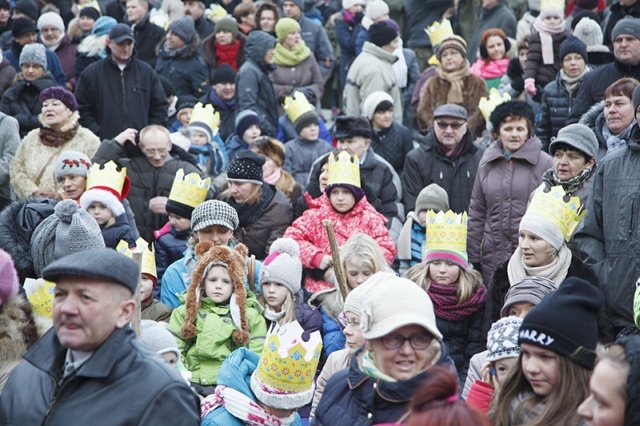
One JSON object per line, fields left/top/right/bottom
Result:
{"left": 363, "top": 350, "right": 397, "bottom": 382}
{"left": 392, "top": 38, "right": 408, "bottom": 89}
{"left": 428, "top": 281, "right": 487, "bottom": 322}
{"left": 436, "top": 136, "right": 467, "bottom": 160}
{"left": 200, "top": 385, "right": 295, "bottom": 425}
{"left": 603, "top": 119, "right": 635, "bottom": 153}
{"left": 533, "top": 17, "right": 565, "bottom": 65}
{"left": 226, "top": 182, "right": 276, "bottom": 227}
{"left": 560, "top": 67, "right": 589, "bottom": 93}
{"left": 342, "top": 9, "right": 356, "bottom": 25}
{"left": 436, "top": 61, "right": 471, "bottom": 104}
{"left": 273, "top": 39, "right": 311, "bottom": 67}
{"left": 39, "top": 113, "right": 80, "bottom": 147}
{"left": 507, "top": 244, "right": 572, "bottom": 286}
{"left": 263, "top": 306, "right": 286, "bottom": 322}
{"left": 510, "top": 391, "right": 545, "bottom": 424}
{"left": 159, "top": 42, "right": 188, "bottom": 58}
{"left": 189, "top": 144, "right": 225, "bottom": 176}
{"left": 470, "top": 58, "right": 509, "bottom": 79}
{"left": 42, "top": 33, "right": 64, "bottom": 52}
{"left": 216, "top": 40, "right": 241, "bottom": 71}
{"left": 543, "top": 166, "right": 595, "bottom": 196}
{"left": 264, "top": 167, "right": 281, "bottom": 185}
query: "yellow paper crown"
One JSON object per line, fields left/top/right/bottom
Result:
{"left": 526, "top": 185, "right": 586, "bottom": 241}
{"left": 168, "top": 168, "right": 211, "bottom": 208}
{"left": 189, "top": 102, "right": 220, "bottom": 134}
{"left": 426, "top": 210, "right": 468, "bottom": 253}
{"left": 283, "top": 91, "right": 315, "bottom": 124}
{"left": 540, "top": 0, "right": 565, "bottom": 11}
{"left": 327, "top": 151, "right": 360, "bottom": 188}
{"left": 254, "top": 321, "right": 322, "bottom": 394}
{"left": 25, "top": 278, "right": 55, "bottom": 319}
{"left": 86, "top": 161, "right": 126, "bottom": 196}
{"left": 479, "top": 88, "right": 511, "bottom": 122}
{"left": 117, "top": 237, "right": 157, "bottom": 279}
{"left": 424, "top": 19, "right": 454, "bottom": 47}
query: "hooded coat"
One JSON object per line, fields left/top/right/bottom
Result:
{"left": 235, "top": 31, "right": 279, "bottom": 137}
{"left": 156, "top": 34, "right": 209, "bottom": 98}
{"left": 579, "top": 101, "right": 621, "bottom": 161}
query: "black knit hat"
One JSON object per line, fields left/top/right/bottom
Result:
{"left": 212, "top": 63, "right": 237, "bottom": 85}
{"left": 227, "top": 151, "right": 265, "bottom": 185}
{"left": 368, "top": 21, "right": 398, "bottom": 47}
{"left": 12, "top": 17, "right": 37, "bottom": 37}
{"left": 176, "top": 95, "right": 198, "bottom": 113}
{"left": 294, "top": 110, "right": 319, "bottom": 133}
{"left": 13, "top": 0, "right": 37, "bottom": 21}
{"left": 333, "top": 116, "right": 372, "bottom": 139}
{"left": 559, "top": 35, "right": 588, "bottom": 61}
{"left": 489, "top": 100, "right": 535, "bottom": 134}
{"left": 518, "top": 277, "right": 603, "bottom": 369}
{"left": 166, "top": 199, "right": 195, "bottom": 219}
{"left": 79, "top": 6, "right": 100, "bottom": 21}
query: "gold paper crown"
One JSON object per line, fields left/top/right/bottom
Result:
{"left": 189, "top": 102, "right": 220, "bottom": 135}
{"left": 540, "top": 0, "right": 565, "bottom": 10}
{"left": 283, "top": 91, "right": 315, "bottom": 123}
{"left": 254, "top": 321, "right": 322, "bottom": 393}
{"left": 424, "top": 19, "right": 454, "bottom": 47}
{"left": 25, "top": 278, "right": 55, "bottom": 319}
{"left": 327, "top": 151, "right": 360, "bottom": 188}
{"left": 479, "top": 88, "right": 511, "bottom": 122}
{"left": 168, "top": 169, "right": 211, "bottom": 208}
{"left": 426, "top": 210, "right": 468, "bottom": 253}
{"left": 526, "top": 185, "right": 586, "bottom": 241}
{"left": 86, "top": 161, "right": 126, "bottom": 196}
{"left": 117, "top": 237, "right": 157, "bottom": 279}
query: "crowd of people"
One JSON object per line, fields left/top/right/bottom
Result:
{"left": 0, "top": 0, "right": 640, "bottom": 424}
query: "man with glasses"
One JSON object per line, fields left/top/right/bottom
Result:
{"left": 93, "top": 124, "right": 206, "bottom": 241}
{"left": 402, "top": 104, "right": 484, "bottom": 213}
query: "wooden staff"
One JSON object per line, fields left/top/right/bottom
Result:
{"left": 322, "top": 220, "right": 349, "bottom": 300}
{"left": 132, "top": 251, "right": 142, "bottom": 337}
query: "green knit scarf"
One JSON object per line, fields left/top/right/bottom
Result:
{"left": 273, "top": 40, "right": 311, "bottom": 67}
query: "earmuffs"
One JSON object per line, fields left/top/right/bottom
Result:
{"left": 480, "top": 37, "right": 511, "bottom": 59}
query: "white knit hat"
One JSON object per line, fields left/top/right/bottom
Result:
{"left": 574, "top": 18, "right": 604, "bottom": 47}
{"left": 37, "top": 11, "right": 65, "bottom": 32}
{"left": 365, "top": 0, "right": 389, "bottom": 21}
{"left": 487, "top": 316, "right": 523, "bottom": 362}
{"left": 343, "top": 0, "right": 365, "bottom": 9}
{"left": 259, "top": 238, "right": 302, "bottom": 295}
{"left": 361, "top": 275, "right": 443, "bottom": 340}
{"left": 139, "top": 320, "right": 180, "bottom": 359}
{"left": 362, "top": 91, "right": 394, "bottom": 120}
{"left": 343, "top": 271, "right": 393, "bottom": 316}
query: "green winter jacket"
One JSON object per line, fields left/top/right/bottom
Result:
{"left": 168, "top": 293, "right": 267, "bottom": 385}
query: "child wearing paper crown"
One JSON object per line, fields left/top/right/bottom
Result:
{"left": 283, "top": 150, "right": 396, "bottom": 296}
{"left": 488, "top": 277, "right": 602, "bottom": 426}
{"left": 79, "top": 161, "right": 135, "bottom": 249}
{"left": 168, "top": 242, "right": 267, "bottom": 396}
{"left": 404, "top": 210, "right": 487, "bottom": 384}
{"left": 187, "top": 102, "right": 229, "bottom": 184}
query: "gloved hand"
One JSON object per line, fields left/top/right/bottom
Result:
{"left": 524, "top": 78, "right": 537, "bottom": 96}
{"left": 511, "top": 76, "right": 524, "bottom": 92}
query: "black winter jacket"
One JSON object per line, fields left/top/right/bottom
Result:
{"left": 156, "top": 36, "right": 210, "bottom": 98}
{"left": 402, "top": 129, "right": 484, "bottom": 213}
{"left": 619, "top": 336, "right": 640, "bottom": 425}
{"left": 604, "top": 0, "right": 640, "bottom": 45}
{"left": 101, "top": 212, "right": 136, "bottom": 249}
{"left": 0, "top": 326, "right": 200, "bottom": 425}
{"left": 200, "top": 90, "right": 235, "bottom": 142}
{"left": 235, "top": 31, "right": 279, "bottom": 136}
{"left": 524, "top": 30, "right": 569, "bottom": 89}
{"left": 370, "top": 122, "right": 414, "bottom": 174}
{"left": 0, "top": 73, "right": 56, "bottom": 137}
{"left": 155, "top": 226, "right": 190, "bottom": 280}
{"left": 436, "top": 308, "right": 485, "bottom": 385}
{"left": 132, "top": 13, "right": 166, "bottom": 66}
{"left": 75, "top": 54, "right": 168, "bottom": 140}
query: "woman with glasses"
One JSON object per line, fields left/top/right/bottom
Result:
{"left": 314, "top": 274, "right": 452, "bottom": 425}
{"left": 467, "top": 100, "right": 553, "bottom": 285}
{"left": 417, "top": 35, "right": 488, "bottom": 138}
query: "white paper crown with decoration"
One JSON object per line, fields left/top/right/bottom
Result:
{"left": 327, "top": 151, "right": 360, "bottom": 188}
{"left": 283, "top": 91, "right": 315, "bottom": 124}
{"left": 540, "top": 0, "right": 565, "bottom": 10}
{"left": 169, "top": 168, "right": 211, "bottom": 209}
{"left": 424, "top": 19, "right": 454, "bottom": 47}
{"left": 525, "top": 185, "right": 586, "bottom": 243}
{"left": 79, "top": 161, "right": 130, "bottom": 217}
{"left": 424, "top": 210, "right": 469, "bottom": 270}
{"left": 250, "top": 321, "right": 323, "bottom": 409}
{"left": 479, "top": 88, "right": 511, "bottom": 123}
{"left": 24, "top": 278, "right": 55, "bottom": 319}
{"left": 116, "top": 237, "right": 157, "bottom": 280}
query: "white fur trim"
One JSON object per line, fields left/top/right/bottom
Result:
{"left": 79, "top": 189, "right": 125, "bottom": 217}
{"left": 250, "top": 372, "right": 315, "bottom": 410}
{"left": 229, "top": 292, "right": 242, "bottom": 331}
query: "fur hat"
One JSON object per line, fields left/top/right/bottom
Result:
{"left": 216, "top": 16, "right": 238, "bottom": 38}
{"left": 501, "top": 276, "right": 557, "bottom": 317}
{"left": 259, "top": 238, "right": 302, "bottom": 295}
{"left": 39, "top": 87, "right": 78, "bottom": 112}
{"left": 251, "top": 137, "right": 285, "bottom": 168}
{"left": 227, "top": 150, "right": 265, "bottom": 184}
{"left": 573, "top": 17, "right": 604, "bottom": 47}
{"left": 0, "top": 249, "right": 19, "bottom": 307}
{"left": 168, "top": 16, "right": 196, "bottom": 44}
{"left": 489, "top": 100, "right": 534, "bottom": 134}
{"left": 55, "top": 151, "right": 92, "bottom": 180}
{"left": 275, "top": 17, "right": 300, "bottom": 44}
{"left": 31, "top": 200, "right": 105, "bottom": 278}
{"left": 368, "top": 21, "right": 397, "bottom": 47}
{"left": 180, "top": 242, "right": 250, "bottom": 345}
{"left": 487, "top": 316, "right": 523, "bottom": 362}
{"left": 437, "top": 35, "right": 467, "bottom": 60}
{"left": 559, "top": 35, "right": 588, "bottom": 61}
{"left": 333, "top": 116, "right": 372, "bottom": 139}
{"left": 92, "top": 16, "right": 117, "bottom": 36}
{"left": 19, "top": 43, "right": 46, "bottom": 69}
{"left": 362, "top": 91, "right": 393, "bottom": 120}
{"left": 415, "top": 183, "right": 449, "bottom": 213}
{"left": 365, "top": 0, "right": 389, "bottom": 21}
{"left": 139, "top": 320, "right": 181, "bottom": 359}
{"left": 191, "top": 200, "right": 239, "bottom": 232}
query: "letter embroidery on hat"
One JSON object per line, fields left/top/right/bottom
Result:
{"left": 520, "top": 329, "right": 554, "bottom": 346}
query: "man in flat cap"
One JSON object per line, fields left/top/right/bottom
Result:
{"left": 0, "top": 248, "right": 199, "bottom": 425}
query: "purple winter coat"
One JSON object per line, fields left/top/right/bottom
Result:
{"left": 467, "top": 136, "right": 553, "bottom": 284}
{"left": 53, "top": 34, "right": 77, "bottom": 89}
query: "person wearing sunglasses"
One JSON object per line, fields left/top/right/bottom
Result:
{"left": 402, "top": 104, "right": 484, "bottom": 216}
{"left": 313, "top": 275, "right": 453, "bottom": 425}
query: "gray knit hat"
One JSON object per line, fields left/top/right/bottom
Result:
{"left": 519, "top": 211, "right": 564, "bottom": 250}
{"left": 487, "top": 316, "right": 523, "bottom": 362}
{"left": 611, "top": 17, "right": 640, "bottom": 42}
{"left": 415, "top": 183, "right": 449, "bottom": 213}
{"left": 139, "top": 320, "right": 181, "bottom": 359}
{"left": 259, "top": 238, "right": 302, "bottom": 294}
{"left": 55, "top": 151, "right": 92, "bottom": 180}
{"left": 549, "top": 123, "right": 598, "bottom": 159}
{"left": 215, "top": 16, "right": 238, "bottom": 38}
{"left": 343, "top": 271, "right": 392, "bottom": 316}
{"left": 574, "top": 18, "right": 603, "bottom": 47}
{"left": 191, "top": 199, "right": 239, "bottom": 232}
{"left": 31, "top": 200, "right": 105, "bottom": 277}
{"left": 168, "top": 16, "right": 196, "bottom": 44}
{"left": 500, "top": 276, "right": 558, "bottom": 317}
{"left": 19, "top": 43, "right": 47, "bottom": 69}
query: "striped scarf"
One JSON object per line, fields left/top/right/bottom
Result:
{"left": 428, "top": 282, "right": 486, "bottom": 321}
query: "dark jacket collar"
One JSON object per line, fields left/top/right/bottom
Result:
{"left": 421, "top": 128, "right": 477, "bottom": 158}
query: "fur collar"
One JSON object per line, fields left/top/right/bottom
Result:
{"left": 0, "top": 295, "right": 42, "bottom": 362}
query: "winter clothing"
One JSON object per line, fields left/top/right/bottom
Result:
{"left": 235, "top": 31, "right": 278, "bottom": 137}
{"left": 141, "top": 297, "right": 173, "bottom": 322}
{"left": 227, "top": 149, "right": 265, "bottom": 184}
{"left": 51, "top": 34, "right": 77, "bottom": 89}
{"left": 131, "top": 13, "right": 166, "bottom": 66}
{"left": 154, "top": 224, "right": 190, "bottom": 281}
{"left": 191, "top": 199, "right": 239, "bottom": 232}
{"left": 579, "top": 101, "right": 630, "bottom": 161}
{"left": 369, "top": 122, "right": 414, "bottom": 174}
{"left": 310, "top": 348, "right": 351, "bottom": 419}
{"left": 202, "top": 31, "right": 247, "bottom": 78}
{"left": 604, "top": 4, "right": 640, "bottom": 45}
{"left": 3, "top": 42, "right": 67, "bottom": 87}
{"left": 573, "top": 17, "right": 614, "bottom": 67}
{"left": 0, "top": 326, "right": 200, "bottom": 425}
{"left": 467, "top": 137, "right": 553, "bottom": 284}
{"left": 467, "top": 1, "right": 517, "bottom": 63}
{"left": 335, "top": 8, "right": 364, "bottom": 91}
{"left": 200, "top": 87, "right": 236, "bottom": 142}
{"left": 98, "top": 212, "right": 136, "bottom": 249}
{"left": 524, "top": 29, "right": 570, "bottom": 89}
{"left": 296, "top": 13, "right": 335, "bottom": 79}
{"left": 402, "top": 129, "right": 484, "bottom": 213}
{"left": 40, "top": 86, "right": 77, "bottom": 112}
{"left": 403, "top": 0, "right": 451, "bottom": 51}
{"left": 19, "top": 43, "right": 47, "bottom": 69}
{"left": 155, "top": 33, "right": 210, "bottom": 98}
{"left": 500, "top": 276, "right": 558, "bottom": 317}
{"left": 0, "top": 112, "right": 19, "bottom": 205}
{"left": 0, "top": 56, "right": 16, "bottom": 99}
{"left": 259, "top": 237, "right": 302, "bottom": 295}
{"left": 0, "top": 73, "right": 57, "bottom": 137}
{"left": 270, "top": 51, "right": 324, "bottom": 114}
{"left": 283, "top": 135, "right": 333, "bottom": 189}
{"left": 396, "top": 212, "right": 426, "bottom": 275}
{"left": 487, "top": 316, "right": 523, "bottom": 361}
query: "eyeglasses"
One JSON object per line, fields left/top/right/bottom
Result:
{"left": 435, "top": 121, "right": 466, "bottom": 130}
{"left": 338, "top": 312, "right": 361, "bottom": 330}
{"left": 142, "top": 148, "right": 168, "bottom": 156}
{"left": 381, "top": 333, "right": 432, "bottom": 350}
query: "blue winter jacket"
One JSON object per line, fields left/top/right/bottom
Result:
{"left": 155, "top": 226, "right": 191, "bottom": 281}
{"left": 320, "top": 307, "right": 345, "bottom": 357}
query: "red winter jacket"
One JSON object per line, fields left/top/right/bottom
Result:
{"left": 466, "top": 379, "right": 494, "bottom": 413}
{"left": 284, "top": 193, "right": 395, "bottom": 293}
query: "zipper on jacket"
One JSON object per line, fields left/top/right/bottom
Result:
{"left": 44, "top": 371, "right": 73, "bottom": 420}
{"left": 120, "top": 70, "right": 127, "bottom": 115}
